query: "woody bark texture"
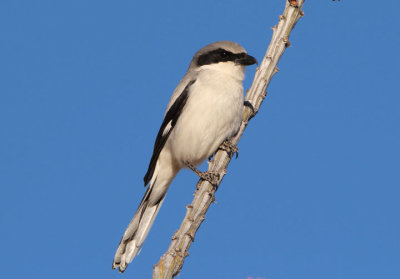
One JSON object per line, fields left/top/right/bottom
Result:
{"left": 153, "top": 1, "right": 305, "bottom": 278}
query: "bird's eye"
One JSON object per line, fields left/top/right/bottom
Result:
{"left": 221, "top": 51, "right": 228, "bottom": 58}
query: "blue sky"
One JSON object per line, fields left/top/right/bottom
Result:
{"left": 1, "top": 1, "right": 399, "bottom": 278}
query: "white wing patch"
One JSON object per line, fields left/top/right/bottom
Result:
{"left": 162, "top": 121, "right": 172, "bottom": 137}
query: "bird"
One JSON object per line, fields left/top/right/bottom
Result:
{"left": 112, "top": 41, "right": 257, "bottom": 273}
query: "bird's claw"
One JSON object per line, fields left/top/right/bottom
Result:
{"left": 244, "top": 100, "right": 255, "bottom": 114}
{"left": 219, "top": 140, "right": 239, "bottom": 158}
{"left": 198, "top": 171, "right": 220, "bottom": 186}
{"left": 184, "top": 161, "right": 220, "bottom": 186}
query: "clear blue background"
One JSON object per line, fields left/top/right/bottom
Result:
{"left": 1, "top": 1, "right": 399, "bottom": 278}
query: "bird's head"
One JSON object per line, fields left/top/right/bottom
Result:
{"left": 189, "top": 41, "right": 257, "bottom": 79}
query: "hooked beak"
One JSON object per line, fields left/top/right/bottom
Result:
{"left": 235, "top": 54, "right": 258, "bottom": 66}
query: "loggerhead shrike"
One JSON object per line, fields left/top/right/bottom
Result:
{"left": 112, "top": 41, "right": 257, "bottom": 273}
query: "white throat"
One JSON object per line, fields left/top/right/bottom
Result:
{"left": 197, "top": 61, "right": 245, "bottom": 81}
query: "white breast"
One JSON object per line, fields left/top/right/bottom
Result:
{"left": 168, "top": 65, "right": 244, "bottom": 167}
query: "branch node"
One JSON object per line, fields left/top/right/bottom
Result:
{"left": 185, "top": 232, "right": 195, "bottom": 242}
{"left": 211, "top": 195, "right": 216, "bottom": 203}
{"left": 283, "top": 37, "right": 291, "bottom": 47}
{"left": 261, "top": 91, "right": 268, "bottom": 99}
{"left": 288, "top": 0, "right": 299, "bottom": 8}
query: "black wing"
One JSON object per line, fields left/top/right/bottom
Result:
{"left": 143, "top": 80, "right": 195, "bottom": 186}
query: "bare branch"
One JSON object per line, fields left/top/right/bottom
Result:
{"left": 153, "top": 1, "right": 305, "bottom": 278}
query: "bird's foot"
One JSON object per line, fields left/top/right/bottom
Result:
{"left": 219, "top": 140, "right": 239, "bottom": 158}
{"left": 184, "top": 161, "right": 220, "bottom": 186}
{"left": 244, "top": 100, "right": 257, "bottom": 121}
{"left": 244, "top": 100, "right": 255, "bottom": 114}
{"left": 198, "top": 171, "right": 220, "bottom": 186}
